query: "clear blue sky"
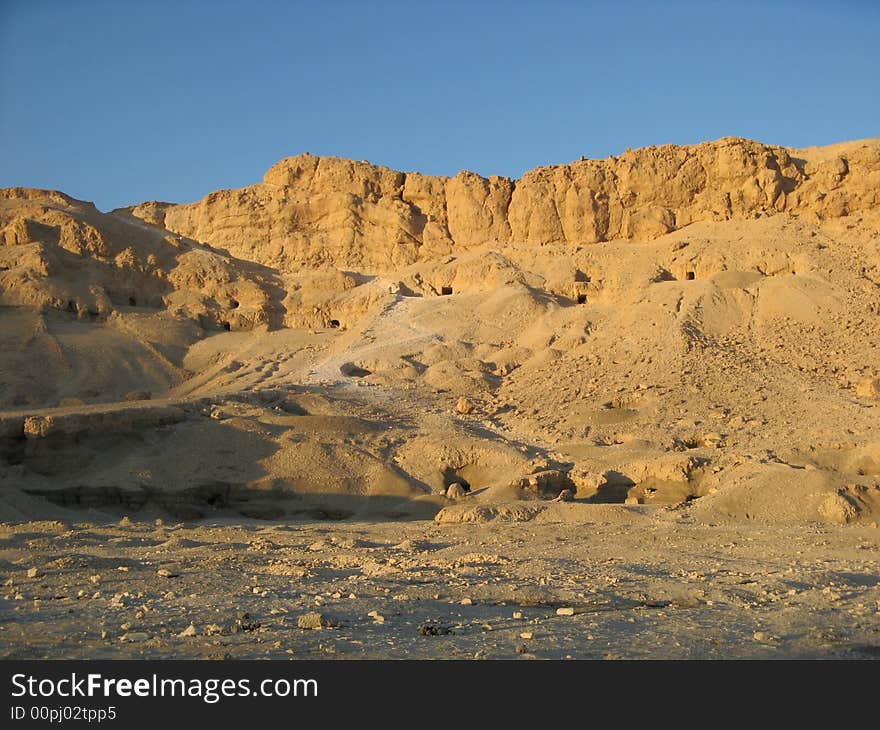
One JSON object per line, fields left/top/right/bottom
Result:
{"left": 1, "top": 0, "right": 878, "bottom": 211}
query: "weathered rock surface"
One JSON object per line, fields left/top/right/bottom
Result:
{"left": 0, "top": 188, "right": 279, "bottom": 330}
{"left": 125, "top": 138, "right": 880, "bottom": 272}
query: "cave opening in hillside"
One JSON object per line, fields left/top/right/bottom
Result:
{"left": 221, "top": 321, "right": 231, "bottom": 331}
{"left": 229, "top": 299, "right": 240, "bottom": 309}
{"left": 329, "top": 319, "right": 340, "bottom": 328}
{"left": 577, "top": 293, "right": 587, "bottom": 304}
{"left": 440, "top": 286, "right": 453, "bottom": 296}
{"left": 686, "top": 271, "right": 695, "bottom": 280}
{"left": 128, "top": 296, "right": 136, "bottom": 306}
{"left": 67, "top": 300, "right": 76, "bottom": 312}
{"left": 340, "top": 362, "right": 372, "bottom": 377}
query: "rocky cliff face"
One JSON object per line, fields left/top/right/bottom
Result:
{"left": 127, "top": 137, "right": 880, "bottom": 272}
{"left": 0, "top": 188, "right": 280, "bottom": 330}
{"left": 2, "top": 137, "right": 878, "bottom": 332}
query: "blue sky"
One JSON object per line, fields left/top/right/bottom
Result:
{"left": 1, "top": 0, "right": 878, "bottom": 210}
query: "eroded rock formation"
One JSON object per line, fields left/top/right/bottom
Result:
{"left": 126, "top": 137, "right": 880, "bottom": 271}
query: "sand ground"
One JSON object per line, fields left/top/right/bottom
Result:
{"left": 2, "top": 512, "right": 878, "bottom": 660}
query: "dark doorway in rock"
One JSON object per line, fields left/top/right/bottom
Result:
{"left": 221, "top": 321, "right": 231, "bottom": 331}
{"left": 442, "top": 467, "right": 471, "bottom": 491}
{"left": 577, "top": 293, "right": 587, "bottom": 304}
{"left": 67, "top": 300, "right": 77, "bottom": 312}
{"left": 229, "top": 299, "right": 240, "bottom": 309}
{"left": 329, "top": 319, "right": 340, "bottom": 328}
{"left": 686, "top": 271, "right": 695, "bottom": 280}
{"left": 440, "top": 286, "right": 453, "bottom": 296}
{"left": 340, "top": 362, "right": 371, "bottom": 378}
{"left": 128, "top": 296, "right": 137, "bottom": 306}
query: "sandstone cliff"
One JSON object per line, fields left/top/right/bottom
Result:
{"left": 0, "top": 188, "right": 280, "bottom": 330}
{"left": 125, "top": 137, "right": 880, "bottom": 272}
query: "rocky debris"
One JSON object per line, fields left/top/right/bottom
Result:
{"left": 393, "top": 538, "right": 434, "bottom": 552}
{"left": 434, "top": 503, "right": 547, "bottom": 524}
{"left": 555, "top": 489, "right": 574, "bottom": 502}
{"left": 156, "top": 568, "right": 179, "bottom": 578}
{"left": 856, "top": 378, "right": 880, "bottom": 398}
{"left": 556, "top": 607, "right": 576, "bottom": 616}
{"left": 445, "top": 483, "right": 468, "bottom": 500}
{"left": 297, "top": 612, "right": 336, "bottom": 630}
{"left": 124, "top": 391, "right": 151, "bottom": 401}
{"left": 19, "top": 404, "right": 185, "bottom": 439}
{"left": 508, "top": 469, "right": 574, "bottom": 497}
{"left": 26, "top": 567, "right": 41, "bottom": 579}
{"left": 418, "top": 621, "right": 451, "bottom": 636}
{"left": 178, "top": 624, "right": 198, "bottom": 637}
{"left": 120, "top": 632, "right": 149, "bottom": 643}
{"left": 232, "top": 612, "right": 261, "bottom": 633}
{"left": 455, "top": 397, "right": 475, "bottom": 415}
{"left": 753, "top": 631, "right": 778, "bottom": 644}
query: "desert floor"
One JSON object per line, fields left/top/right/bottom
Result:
{"left": 2, "top": 511, "right": 878, "bottom": 660}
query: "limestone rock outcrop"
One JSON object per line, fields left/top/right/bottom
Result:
{"left": 126, "top": 137, "right": 880, "bottom": 272}
{"left": 0, "top": 188, "right": 279, "bottom": 330}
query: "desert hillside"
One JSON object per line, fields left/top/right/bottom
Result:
{"left": 1, "top": 137, "right": 879, "bottom": 528}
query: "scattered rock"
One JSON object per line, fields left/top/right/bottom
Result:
{"left": 856, "top": 378, "right": 880, "bottom": 398}
{"left": 26, "top": 567, "right": 40, "bottom": 579}
{"left": 435, "top": 503, "right": 546, "bottom": 524}
{"left": 556, "top": 607, "right": 576, "bottom": 616}
{"left": 418, "top": 621, "right": 451, "bottom": 636}
{"left": 178, "top": 624, "right": 198, "bottom": 637}
{"left": 509, "top": 470, "right": 573, "bottom": 497}
{"left": 233, "top": 612, "right": 261, "bottom": 633}
{"left": 156, "top": 568, "right": 179, "bottom": 578}
{"left": 446, "top": 483, "right": 468, "bottom": 500}
{"left": 455, "top": 397, "right": 475, "bottom": 415}
{"left": 753, "top": 631, "right": 777, "bottom": 643}
{"left": 120, "top": 632, "right": 149, "bottom": 643}
{"left": 297, "top": 612, "right": 336, "bottom": 630}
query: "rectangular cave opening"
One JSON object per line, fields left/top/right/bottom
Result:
{"left": 576, "top": 293, "right": 587, "bottom": 304}
{"left": 329, "top": 319, "right": 340, "bottom": 328}
{"left": 440, "top": 286, "right": 453, "bottom": 296}
{"left": 686, "top": 271, "right": 695, "bottom": 280}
